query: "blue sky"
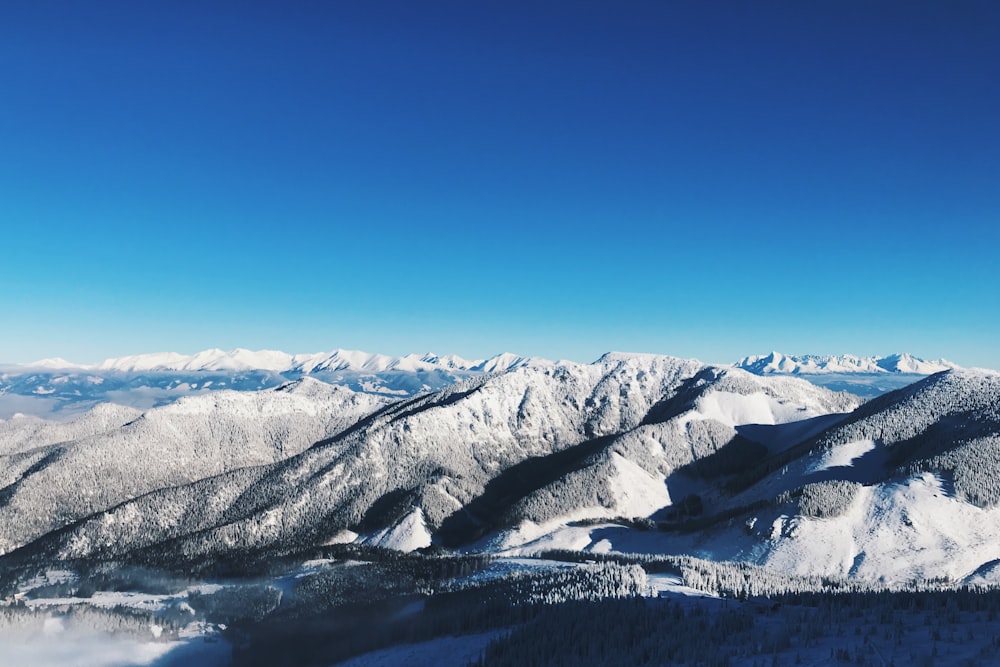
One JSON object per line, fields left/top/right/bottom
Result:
{"left": 2, "top": 1, "right": 998, "bottom": 367}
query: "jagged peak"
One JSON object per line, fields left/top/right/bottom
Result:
{"left": 17, "top": 347, "right": 551, "bottom": 375}
{"left": 735, "top": 352, "right": 961, "bottom": 376}
{"left": 595, "top": 351, "right": 701, "bottom": 366}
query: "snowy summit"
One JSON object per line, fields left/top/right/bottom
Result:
{"left": 734, "top": 351, "right": 959, "bottom": 376}
{"left": 23, "top": 347, "right": 534, "bottom": 375}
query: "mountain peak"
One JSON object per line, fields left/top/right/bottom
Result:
{"left": 735, "top": 352, "right": 960, "bottom": 375}
{"left": 596, "top": 351, "right": 694, "bottom": 364}
{"left": 15, "top": 347, "right": 548, "bottom": 378}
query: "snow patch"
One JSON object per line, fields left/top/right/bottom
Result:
{"left": 323, "top": 529, "right": 360, "bottom": 546}
{"left": 606, "top": 453, "right": 670, "bottom": 517}
{"left": 763, "top": 473, "right": 1000, "bottom": 582}
{"left": 363, "top": 508, "right": 432, "bottom": 552}
{"left": 808, "top": 439, "right": 877, "bottom": 473}
{"left": 686, "top": 391, "right": 813, "bottom": 427}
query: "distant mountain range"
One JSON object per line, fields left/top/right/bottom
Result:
{"left": 0, "top": 348, "right": 538, "bottom": 419}
{"left": 18, "top": 347, "right": 961, "bottom": 376}
{"left": 734, "top": 351, "right": 959, "bottom": 375}
{"left": 0, "top": 348, "right": 967, "bottom": 419}
{"left": 22, "top": 347, "right": 533, "bottom": 375}
{"left": 733, "top": 352, "right": 962, "bottom": 398}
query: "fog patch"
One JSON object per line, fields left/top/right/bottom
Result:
{"left": 0, "top": 611, "right": 229, "bottom": 667}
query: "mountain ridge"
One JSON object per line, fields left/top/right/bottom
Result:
{"left": 0, "top": 348, "right": 544, "bottom": 420}
{"left": 0, "top": 356, "right": 859, "bottom": 564}
{"left": 13, "top": 347, "right": 963, "bottom": 376}
{"left": 2, "top": 357, "right": 999, "bottom": 587}
{"left": 17, "top": 347, "right": 536, "bottom": 375}
{"left": 735, "top": 351, "right": 960, "bottom": 375}
{"left": 0, "top": 348, "right": 978, "bottom": 422}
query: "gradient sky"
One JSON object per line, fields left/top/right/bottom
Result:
{"left": 2, "top": 1, "right": 998, "bottom": 367}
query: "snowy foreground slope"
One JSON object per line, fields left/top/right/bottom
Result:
{"left": 2, "top": 350, "right": 997, "bottom": 588}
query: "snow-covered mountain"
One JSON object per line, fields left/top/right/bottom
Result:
{"left": 491, "top": 367, "right": 1000, "bottom": 584}
{"left": 24, "top": 347, "right": 533, "bottom": 374}
{"left": 2, "top": 347, "right": 965, "bottom": 421}
{"left": 0, "top": 354, "right": 858, "bottom": 563}
{"left": 0, "top": 379, "right": 386, "bottom": 554}
{"left": 3, "top": 350, "right": 999, "bottom": 589}
{"left": 732, "top": 352, "right": 963, "bottom": 398}
{"left": 685, "top": 368, "right": 1000, "bottom": 582}
{"left": 735, "top": 351, "right": 960, "bottom": 375}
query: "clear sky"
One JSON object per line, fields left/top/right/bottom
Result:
{"left": 2, "top": 1, "right": 998, "bottom": 367}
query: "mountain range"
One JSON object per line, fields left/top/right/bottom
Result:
{"left": 0, "top": 348, "right": 536, "bottom": 420}
{"left": 0, "top": 348, "right": 960, "bottom": 419}
{"left": 734, "top": 351, "right": 959, "bottom": 375}
{"left": 24, "top": 348, "right": 533, "bottom": 375}
{"left": 3, "top": 350, "right": 998, "bottom": 587}
{"left": 4, "top": 347, "right": 1000, "bottom": 667}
